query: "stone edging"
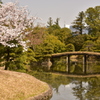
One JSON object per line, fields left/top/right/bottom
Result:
{"left": 26, "top": 84, "right": 52, "bottom": 100}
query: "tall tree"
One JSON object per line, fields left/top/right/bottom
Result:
{"left": 47, "top": 17, "right": 53, "bottom": 27}
{"left": 85, "top": 6, "right": 100, "bottom": 36}
{"left": 47, "top": 17, "right": 61, "bottom": 34}
{"left": 54, "top": 18, "right": 60, "bottom": 26}
{"left": 0, "top": 2, "right": 37, "bottom": 70}
{"left": 72, "top": 11, "right": 85, "bottom": 35}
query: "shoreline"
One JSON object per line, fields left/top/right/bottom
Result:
{"left": 0, "top": 70, "right": 52, "bottom": 100}
{"left": 27, "top": 85, "right": 52, "bottom": 100}
{"left": 51, "top": 72, "right": 100, "bottom": 78}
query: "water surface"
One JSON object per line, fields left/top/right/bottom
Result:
{"left": 30, "top": 72, "right": 100, "bottom": 100}
{"left": 50, "top": 76, "right": 100, "bottom": 100}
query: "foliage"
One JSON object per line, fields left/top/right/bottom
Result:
{"left": 47, "top": 17, "right": 53, "bottom": 27}
{"left": 85, "top": 77, "right": 100, "bottom": 99}
{"left": 26, "top": 26, "right": 47, "bottom": 50}
{"left": 85, "top": 6, "right": 100, "bottom": 36}
{"left": 72, "top": 11, "right": 85, "bottom": 34}
{"left": 94, "top": 37, "right": 100, "bottom": 52}
{"left": 47, "top": 17, "right": 71, "bottom": 44}
{"left": 42, "top": 34, "right": 66, "bottom": 53}
{"left": 0, "top": 2, "right": 36, "bottom": 48}
{"left": 47, "top": 17, "right": 61, "bottom": 34}
{"left": 1, "top": 3, "right": 100, "bottom": 72}
{"left": 54, "top": 18, "right": 60, "bottom": 26}
{"left": 5, "top": 47, "right": 36, "bottom": 70}
{"left": 53, "top": 27, "right": 71, "bottom": 43}
{"left": 0, "top": 2, "right": 37, "bottom": 70}
{"left": 81, "top": 40, "right": 96, "bottom": 51}
{"left": 66, "top": 34, "right": 87, "bottom": 51}
{"left": 66, "top": 43, "right": 75, "bottom": 52}
{"left": 35, "top": 34, "right": 66, "bottom": 60}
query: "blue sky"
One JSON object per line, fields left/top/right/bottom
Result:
{"left": 2, "top": 0, "right": 100, "bottom": 27}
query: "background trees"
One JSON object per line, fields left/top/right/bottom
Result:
{"left": 85, "top": 6, "right": 100, "bottom": 36}
{"left": 66, "top": 34, "right": 87, "bottom": 51}
{"left": 35, "top": 34, "right": 66, "bottom": 59}
{"left": 1, "top": 2, "right": 100, "bottom": 71}
{"left": 72, "top": 11, "right": 85, "bottom": 35}
{"left": 70, "top": 6, "right": 100, "bottom": 52}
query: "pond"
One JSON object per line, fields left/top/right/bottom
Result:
{"left": 50, "top": 76, "right": 100, "bottom": 100}
{"left": 29, "top": 72, "right": 100, "bottom": 100}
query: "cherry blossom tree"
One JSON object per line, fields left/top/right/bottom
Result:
{"left": 0, "top": 2, "right": 37, "bottom": 70}
{"left": 0, "top": 2, "right": 36, "bottom": 48}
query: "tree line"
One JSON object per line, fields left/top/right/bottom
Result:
{"left": 0, "top": 1, "right": 100, "bottom": 71}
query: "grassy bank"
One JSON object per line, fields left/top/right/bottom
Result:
{"left": 0, "top": 70, "right": 50, "bottom": 100}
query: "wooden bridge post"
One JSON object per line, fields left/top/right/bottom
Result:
{"left": 83, "top": 55, "right": 87, "bottom": 74}
{"left": 66, "top": 55, "right": 70, "bottom": 74}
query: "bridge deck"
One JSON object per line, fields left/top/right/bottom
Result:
{"left": 51, "top": 51, "right": 100, "bottom": 57}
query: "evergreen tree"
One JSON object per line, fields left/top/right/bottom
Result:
{"left": 72, "top": 11, "right": 85, "bottom": 35}
{"left": 35, "top": 34, "right": 66, "bottom": 60}
{"left": 67, "top": 34, "right": 87, "bottom": 51}
{"left": 81, "top": 40, "right": 95, "bottom": 51}
{"left": 47, "top": 17, "right": 53, "bottom": 27}
{"left": 53, "top": 18, "right": 61, "bottom": 29}
{"left": 54, "top": 18, "right": 60, "bottom": 26}
{"left": 47, "top": 17, "right": 61, "bottom": 34}
{"left": 66, "top": 43, "right": 75, "bottom": 52}
{"left": 85, "top": 6, "right": 100, "bottom": 36}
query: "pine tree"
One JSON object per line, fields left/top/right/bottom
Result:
{"left": 85, "top": 6, "right": 100, "bottom": 36}
{"left": 72, "top": 11, "right": 85, "bottom": 35}
{"left": 47, "top": 17, "right": 53, "bottom": 27}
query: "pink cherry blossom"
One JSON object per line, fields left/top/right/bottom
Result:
{"left": 0, "top": 2, "right": 37, "bottom": 49}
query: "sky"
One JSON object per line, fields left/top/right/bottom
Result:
{"left": 2, "top": 0, "right": 100, "bottom": 27}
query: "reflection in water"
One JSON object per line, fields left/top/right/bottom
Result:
{"left": 50, "top": 81, "right": 89, "bottom": 100}
{"left": 51, "top": 83, "right": 76, "bottom": 100}
{"left": 50, "top": 77, "right": 100, "bottom": 100}
{"left": 51, "top": 56, "right": 100, "bottom": 74}
{"left": 72, "top": 81, "right": 88, "bottom": 100}
{"left": 30, "top": 72, "right": 100, "bottom": 100}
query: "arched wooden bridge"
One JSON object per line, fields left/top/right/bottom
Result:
{"left": 51, "top": 51, "right": 100, "bottom": 57}
{"left": 46, "top": 51, "right": 100, "bottom": 74}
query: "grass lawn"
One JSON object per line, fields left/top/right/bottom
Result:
{"left": 0, "top": 70, "right": 50, "bottom": 100}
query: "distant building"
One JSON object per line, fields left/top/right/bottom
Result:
{"left": 65, "top": 24, "right": 70, "bottom": 28}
